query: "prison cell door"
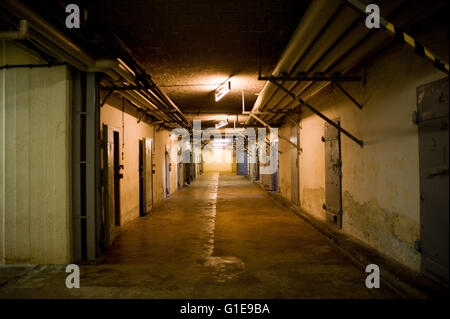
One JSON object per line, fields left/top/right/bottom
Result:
{"left": 139, "top": 138, "right": 153, "bottom": 216}
{"left": 165, "top": 146, "right": 171, "bottom": 197}
{"left": 323, "top": 121, "right": 342, "bottom": 228}
{"left": 271, "top": 140, "right": 279, "bottom": 191}
{"left": 177, "top": 162, "right": 181, "bottom": 189}
{"left": 139, "top": 140, "right": 144, "bottom": 216}
{"left": 113, "top": 131, "right": 121, "bottom": 226}
{"left": 237, "top": 151, "right": 249, "bottom": 175}
{"left": 290, "top": 124, "right": 300, "bottom": 205}
{"left": 417, "top": 77, "right": 449, "bottom": 287}
{"left": 102, "top": 124, "right": 116, "bottom": 248}
{"left": 255, "top": 148, "right": 260, "bottom": 181}
{"left": 175, "top": 146, "right": 183, "bottom": 188}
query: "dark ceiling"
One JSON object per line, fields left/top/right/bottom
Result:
{"left": 89, "top": 0, "right": 311, "bottom": 114}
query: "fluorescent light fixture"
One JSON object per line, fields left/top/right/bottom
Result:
{"left": 215, "top": 80, "right": 231, "bottom": 102}
{"left": 215, "top": 120, "right": 228, "bottom": 129}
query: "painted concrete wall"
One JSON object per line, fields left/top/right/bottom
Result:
{"left": 277, "top": 42, "right": 446, "bottom": 271}
{"left": 100, "top": 99, "right": 179, "bottom": 240}
{"left": 203, "top": 147, "right": 234, "bottom": 172}
{"left": 0, "top": 42, "right": 71, "bottom": 264}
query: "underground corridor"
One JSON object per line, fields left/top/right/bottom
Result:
{"left": 0, "top": 173, "right": 399, "bottom": 298}
{"left": 0, "top": 0, "right": 449, "bottom": 302}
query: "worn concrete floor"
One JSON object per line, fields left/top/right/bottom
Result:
{"left": 0, "top": 172, "right": 399, "bottom": 298}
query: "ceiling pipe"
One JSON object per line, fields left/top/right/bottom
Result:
{"left": 262, "top": 0, "right": 412, "bottom": 124}
{"left": 259, "top": 4, "right": 361, "bottom": 115}
{"left": 120, "top": 91, "right": 170, "bottom": 123}
{"left": 250, "top": 0, "right": 412, "bottom": 125}
{"left": 247, "top": 0, "right": 341, "bottom": 124}
{"left": 1, "top": 0, "right": 94, "bottom": 66}
{"left": 0, "top": 0, "right": 190, "bottom": 127}
{"left": 0, "top": 0, "right": 189, "bottom": 129}
{"left": 1, "top": 23, "right": 163, "bottom": 125}
{"left": 0, "top": 19, "right": 29, "bottom": 40}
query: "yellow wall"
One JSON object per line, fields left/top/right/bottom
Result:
{"left": 202, "top": 147, "right": 234, "bottom": 172}
{"left": 0, "top": 41, "right": 183, "bottom": 264}
{"left": 0, "top": 42, "right": 71, "bottom": 264}
{"left": 277, "top": 43, "right": 446, "bottom": 271}
{"left": 100, "top": 99, "right": 179, "bottom": 242}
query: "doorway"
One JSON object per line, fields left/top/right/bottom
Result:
{"left": 323, "top": 120, "right": 342, "bottom": 228}
{"left": 177, "top": 146, "right": 183, "bottom": 189}
{"left": 165, "top": 145, "right": 171, "bottom": 197}
{"left": 290, "top": 123, "right": 300, "bottom": 205}
{"left": 113, "top": 131, "right": 121, "bottom": 226}
{"left": 102, "top": 124, "right": 121, "bottom": 248}
{"left": 237, "top": 151, "right": 249, "bottom": 175}
{"left": 139, "top": 138, "right": 153, "bottom": 216}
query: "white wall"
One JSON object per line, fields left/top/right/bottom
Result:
{"left": 0, "top": 42, "right": 71, "bottom": 264}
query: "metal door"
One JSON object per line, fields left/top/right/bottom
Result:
{"left": 176, "top": 146, "right": 181, "bottom": 188}
{"left": 165, "top": 145, "right": 171, "bottom": 197}
{"left": 416, "top": 77, "right": 449, "bottom": 287}
{"left": 290, "top": 124, "right": 300, "bottom": 205}
{"left": 255, "top": 149, "right": 260, "bottom": 180}
{"left": 139, "top": 139, "right": 144, "bottom": 216}
{"left": 113, "top": 131, "right": 121, "bottom": 226}
{"left": 142, "top": 138, "right": 153, "bottom": 214}
{"left": 102, "top": 124, "right": 115, "bottom": 248}
{"left": 323, "top": 120, "right": 342, "bottom": 228}
{"left": 178, "top": 162, "right": 183, "bottom": 188}
{"left": 237, "top": 151, "right": 249, "bottom": 175}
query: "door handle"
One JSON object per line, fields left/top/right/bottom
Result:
{"left": 427, "top": 166, "right": 448, "bottom": 177}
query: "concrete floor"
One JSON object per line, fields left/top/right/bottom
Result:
{"left": 0, "top": 172, "right": 399, "bottom": 298}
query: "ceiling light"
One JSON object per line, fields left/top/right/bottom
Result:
{"left": 215, "top": 120, "right": 228, "bottom": 129}
{"left": 215, "top": 80, "right": 231, "bottom": 102}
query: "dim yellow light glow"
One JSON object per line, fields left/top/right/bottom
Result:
{"left": 215, "top": 80, "right": 231, "bottom": 101}
{"left": 215, "top": 120, "right": 228, "bottom": 129}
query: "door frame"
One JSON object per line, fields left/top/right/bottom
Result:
{"left": 139, "top": 138, "right": 153, "bottom": 216}
{"left": 290, "top": 123, "right": 300, "bottom": 205}
{"left": 102, "top": 124, "right": 121, "bottom": 248}
{"left": 164, "top": 144, "right": 171, "bottom": 197}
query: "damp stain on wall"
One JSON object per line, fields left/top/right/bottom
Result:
{"left": 342, "top": 190, "right": 420, "bottom": 271}
{"left": 301, "top": 187, "right": 325, "bottom": 220}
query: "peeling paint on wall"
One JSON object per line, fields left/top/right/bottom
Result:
{"left": 301, "top": 187, "right": 325, "bottom": 221}
{"left": 342, "top": 191, "right": 420, "bottom": 271}
{"left": 276, "top": 40, "right": 446, "bottom": 272}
